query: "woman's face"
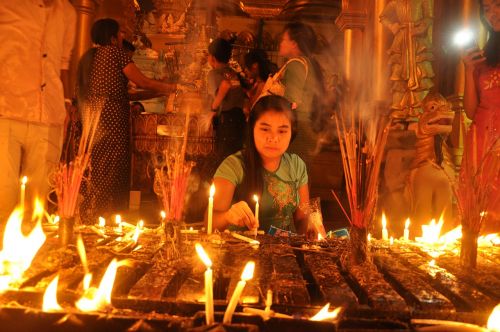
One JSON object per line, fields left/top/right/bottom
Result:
{"left": 253, "top": 110, "right": 292, "bottom": 161}
{"left": 483, "top": 0, "right": 500, "bottom": 31}
{"left": 279, "top": 31, "right": 298, "bottom": 57}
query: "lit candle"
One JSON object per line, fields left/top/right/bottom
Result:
{"left": 367, "top": 233, "right": 372, "bottom": 242}
{"left": 195, "top": 243, "right": 214, "bottom": 326}
{"left": 381, "top": 213, "right": 389, "bottom": 241}
{"left": 115, "top": 215, "right": 123, "bottom": 234}
{"left": 207, "top": 184, "right": 215, "bottom": 235}
{"left": 252, "top": 195, "right": 259, "bottom": 236}
{"left": 264, "top": 289, "right": 272, "bottom": 317}
{"left": 390, "top": 236, "right": 394, "bottom": 246}
{"left": 223, "top": 261, "right": 255, "bottom": 324}
{"left": 20, "top": 176, "right": 27, "bottom": 210}
{"left": 403, "top": 218, "right": 410, "bottom": 241}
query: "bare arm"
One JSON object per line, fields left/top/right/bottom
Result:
{"left": 128, "top": 88, "right": 164, "bottom": 101}
{"left": 293, "top": 184, "right": 310, "bottom": 235}
{"left": 211, "top": 79, "right": 231, "bottom": 110}
{"left": 462, "top": 48, "right": 486, "bottom": 120}
{"left": 123, "top": 62, "right": 175, "bottom": 94}
{"left": 208, "top": 177, "right": 257, "bottom": 231}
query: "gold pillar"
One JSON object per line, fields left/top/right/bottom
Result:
{"left": 449, "top": 0, "right": 479, "bottom": 168}
{"left": 373, "top": 0, "right": 389, "bottom": 102}
{"left": 70, "top": 0, "right": 99, "bottom": 97}
{"left": 335, "top": 0, "right": 369, "bottom": 99}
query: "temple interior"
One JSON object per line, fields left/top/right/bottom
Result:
{"left": 0, "top": 0, "right": 499, "bottom": 331}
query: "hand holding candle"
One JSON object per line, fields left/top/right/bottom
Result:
{"left": 223, "top": 261, "right": 255, "bottom": 324}
{"left": 195, "top": 243, "right": 214, "bottom": 326}
{"left": 403, "top": 218, "right": 410, "bottom": 241}
{"left": 207, "top": 184, "right": 215, "bottom": 235}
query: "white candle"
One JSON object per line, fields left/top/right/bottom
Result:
{"left": 223, "top": 261, "right": 255, "bottom": 324}
{"left": 195, "top": 243, "right": 214, "bottom": 325}
{"left": 252, "top": 195, "right": 259, "bottom": 236}
{"left": 381, "top": 213, "right": 389, "bottom": 241}
{"left": 231, "top": 232, "right": 260, "bottom": 246}
{"left": 403, "top": 218, "right": 410, "bottom": 241}
{"left": 20, "top": 176, "right": 27, "bottom": 210}
{"left": 264, "top": 289, "right": 272, "bottom": 317}
{"left": 207, "top": 184, "right": 215, "bottom": 235}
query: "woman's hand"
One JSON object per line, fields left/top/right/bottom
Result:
{"left": 462, "top": 47, "right": 486, "bottom": 70}
{"left": 226, "top": 201, "right": 258, "bottom": 230}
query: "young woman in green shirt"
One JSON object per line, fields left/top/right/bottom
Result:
{"left": 211, "top": 95, "right": 310, "bottom": 234}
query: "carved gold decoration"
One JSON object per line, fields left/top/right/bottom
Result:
{"left": 380, "top": 0, "right": 435, "bottom": 120}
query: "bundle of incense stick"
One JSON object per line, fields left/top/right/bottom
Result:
{"left": 453, "top": 124, "right": 499, "bottom": 233}
{"left": 333, "top": 107, "right": 390, "bottom": 229}
{"left": 155, "top": 108, "right": 195, "bottom": 222}
{"left": 53, "top": 103, "right": 102, "bottom": 218}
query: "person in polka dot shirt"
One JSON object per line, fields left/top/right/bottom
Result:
{"left": 77, "top": 18, "right": 176, "bottom": 224}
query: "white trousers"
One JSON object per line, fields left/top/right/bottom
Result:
{"left": 0, "top": 118, "right": 63, "bottom": 223}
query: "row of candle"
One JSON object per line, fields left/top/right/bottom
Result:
{"left": 207, "top": 184, "right": 259, "bottom": 235}
{"left": 381, "top": 214, "right": 411, "bottom": 241}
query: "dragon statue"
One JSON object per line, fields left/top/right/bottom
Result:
{"left": 406, "top": 92, "right": 456, "bottom": 233}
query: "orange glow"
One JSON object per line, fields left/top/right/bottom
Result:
{"left": 209, "top": 184, "right": 215, "bottom": 197}
{"left": 310, "top": 303, "right": 342, "bottom": 321}
{"left": 318, "top": 233, "right": 324, "bottom": 241}
{"left": 416, "top": 217, "right": 444, "bottom": 244}
{"left": 42, "top": 275, "right": 63, "bottom": 312}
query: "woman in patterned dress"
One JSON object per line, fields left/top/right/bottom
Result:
{"left": 77, "top": 18, "right": 175, "bottom": 224}
{"left": 462, "top": 0, "right": 500, "bottom": 223}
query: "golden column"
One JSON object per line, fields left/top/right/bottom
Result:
{"left": 373, "top": 0, "right": 389, "bottom": 103}
{"left": 335, "top": 0, "right": 369, "bottom": 101}
{"left": 69, "top": 0, "right": 100, "bottom": 96}
{"left": 449, "top": 0, "right": 480, "bottom": 168}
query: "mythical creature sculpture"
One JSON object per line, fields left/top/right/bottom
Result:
{"left": 380, "top": 0, "right": 435, "bottom": 119}
{"left": 406, "top": 92, "right": 455, "bottom": 232}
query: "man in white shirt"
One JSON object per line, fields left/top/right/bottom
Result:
{"left": 0, "top": 0, "right": 77, "bottom": 224}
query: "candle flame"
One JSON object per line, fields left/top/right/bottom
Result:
{"left": 138, "top": 220, "right": 144, "bottom": 229}
{"left": 209, "top": 184, "right": 215, "bottom": 197}
{"left": 76, "top": 259, "right": 120, "bottom": 312}
{"left": 195, "top": 243, "right": 212, "bottom": 268}
{"left": 115, "top": 215, "right": 121, "bottom": 225}
{"left": 160, "top": 211, "right": 166, "bottom": 219}
{"left": 381, "top": 212, "right": 387, "bottom": 229}
{"left": 0, "top": 204, "right": 46, "bottom": 293}
{"left": 390, "top": 236, "right": 394, "bottom": 245}
{"left": 21, "top": 176, "right": 27, "bottom": 185}
{"left": 241, "top": 261, "right": 255, "bottom": 281}
{"left": 404, "top": 218, "right": 410, "bottom": 230}
{"left": 367, "top": 233, "right": 371, "bottom": 242}
{"left": 487, "top": 303, "right": 500, "bottom": 331}
{"left": 318, "top": 233, "right": 324, "bottom": 241}
{"left": 83, "top": 273, "right": 92, "bottom": 291}
{"left": 310, "top": 303, "right": 342, "bottom": 321}
{"left": 253, "top": 194, "right": 259, "bottom": 203}
{"left": 76, "top": 235, "right": 89, "bottom": 274}
{"left": 42, "top": 275, "right": 63, "bottom": 312}
{"left": 98, "top": 217, "right": 106, "bottom": 228}
{"left": 416, "top": 218, "right": 444, "bottom": 244}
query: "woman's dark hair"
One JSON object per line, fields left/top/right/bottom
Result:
{"left": 239, "top": 95, "right": 297, "bottom": 203}
{"left": 208, "top": 38, "right": 232, "bottom": 63}
{"left": 282, "top": 22, "right": 326, "bottom": 130}
{"left": 123, "top": 39, "right": 136, "bottom": 53}
{"left": 244, "top": 49, "right": 272, "bottom": 81}
{"left": 91, "top": 18, "right": 120, "bottom": 46}
{"left": 283, "top": 21, "right": 318, "bottom": 57}
{"left": 479, "top": 0, "right": 500, "bottom": 66}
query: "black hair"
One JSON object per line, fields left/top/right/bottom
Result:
{"left": 91, "top": 18, "right": 119, "bottom": 46}
{"left": 208, "top": 38, "right": 232, "bottom": 63}
{"left": 240, "top": 95, "right": 297, "bottom": 203}
{"left": 244, "top": 49, "right": 272, "bottom": 81}
{"left": 479, "top": 0, "right": 500, "bottom": 66}
{"left": 282, "top": 21, "right": 326, "bottom": 129}
{"left": 123, "top": 39, "right": 136, "bottom": 53}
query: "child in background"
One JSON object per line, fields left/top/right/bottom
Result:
{"left": 210, "top": 95, "right": 310, "bottom": 234}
